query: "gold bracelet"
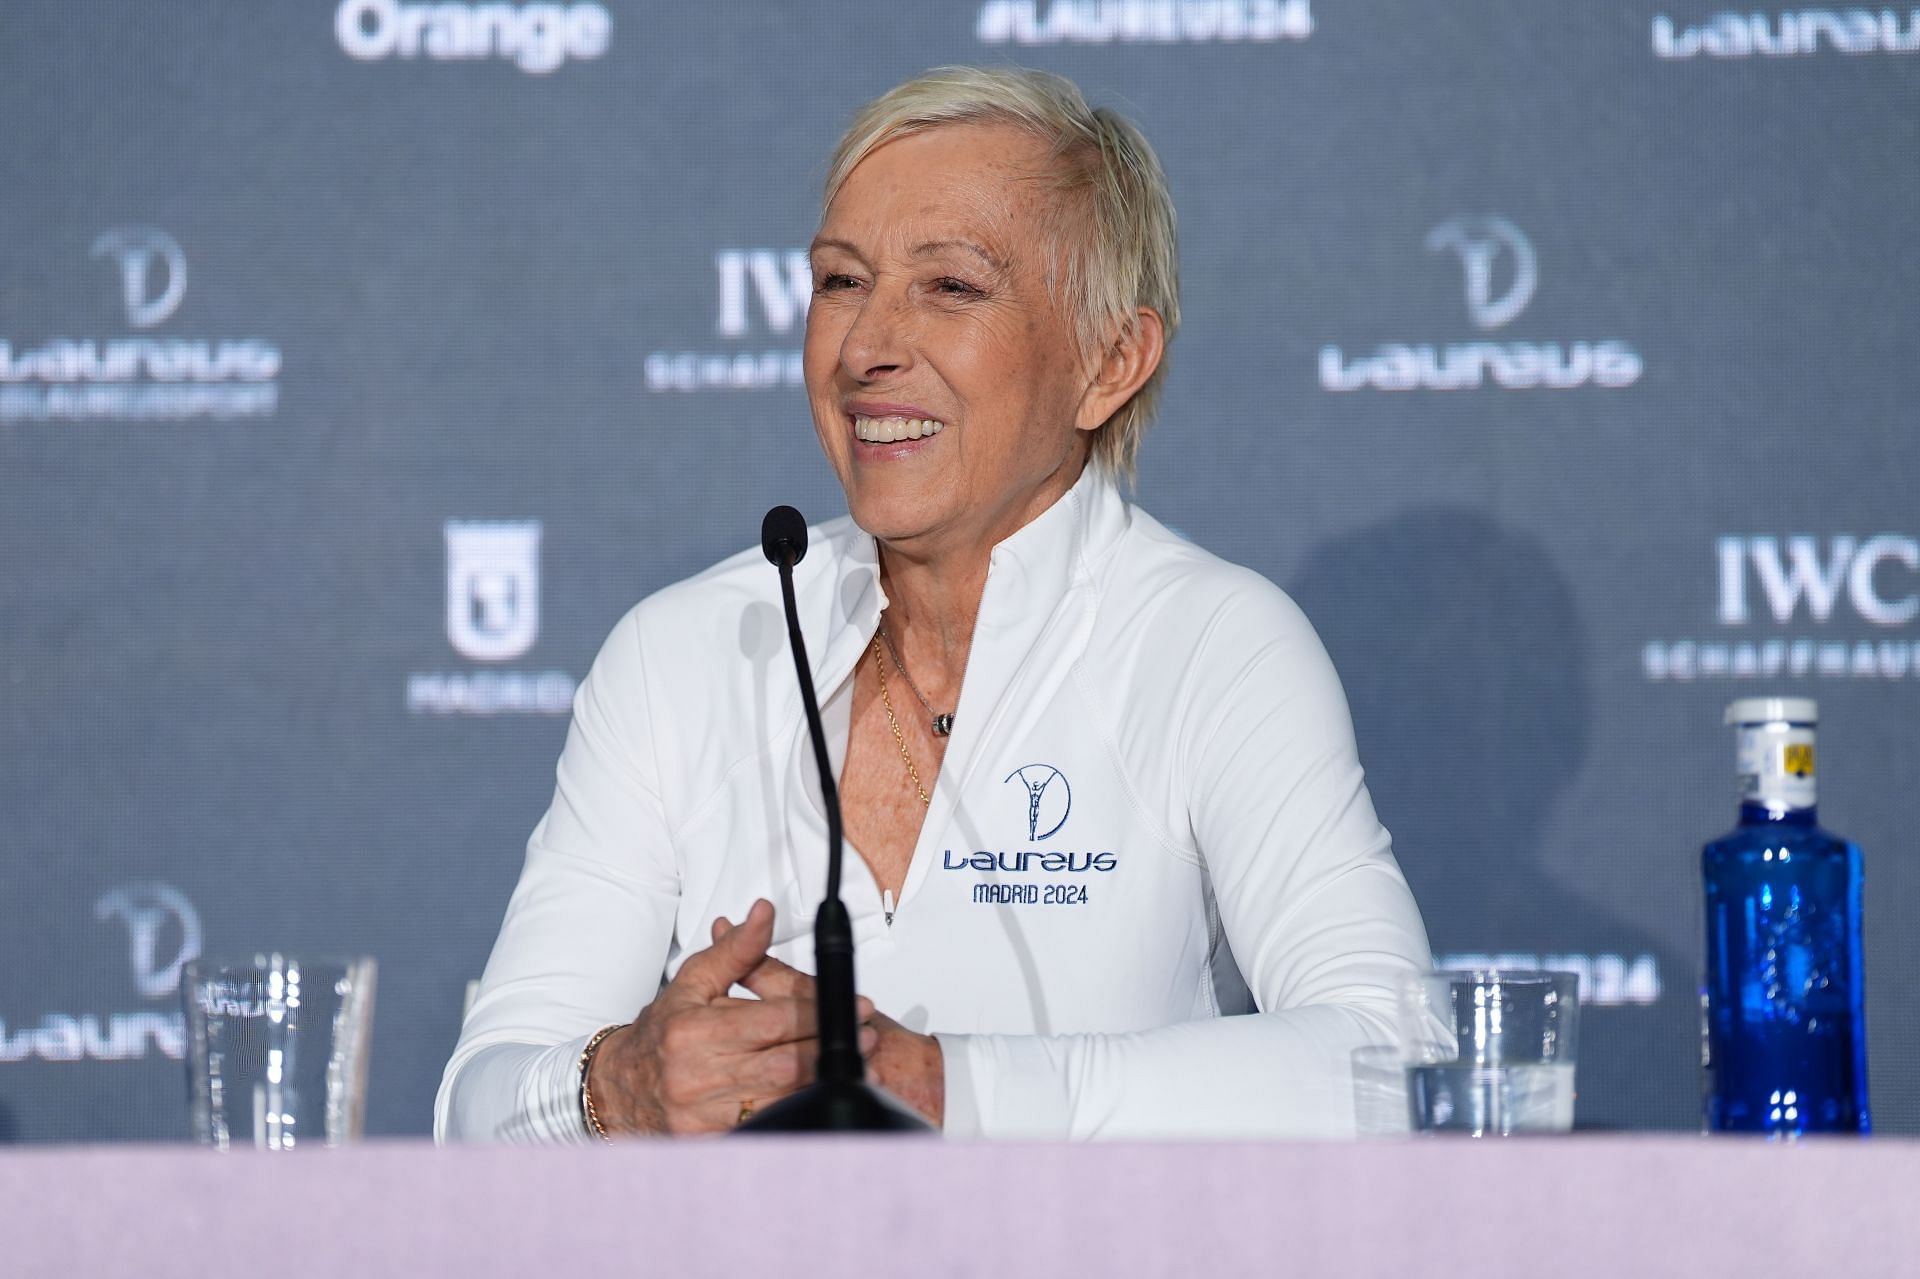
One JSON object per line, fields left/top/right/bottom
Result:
{"left": 578, "top": 1023, "right": 625, "bottom": 1144}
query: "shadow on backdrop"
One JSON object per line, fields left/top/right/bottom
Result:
{"left": 1289, "top": 507, "right": 1694, "bottom": 1130}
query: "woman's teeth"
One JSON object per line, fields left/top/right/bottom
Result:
{"left": 853, "top": 415, "right": 946, "bottom": 444}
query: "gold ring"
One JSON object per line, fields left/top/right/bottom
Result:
{"left": 737, "top": 1100, "right": 755, "bottom": 1124}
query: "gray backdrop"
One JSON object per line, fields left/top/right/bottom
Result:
{"left": 3, "top": 1, "right": 1916, "bottom": 1141}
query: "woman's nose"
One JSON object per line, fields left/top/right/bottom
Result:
{"left": 839, "top": 287, "right": 914, "bottom": 382}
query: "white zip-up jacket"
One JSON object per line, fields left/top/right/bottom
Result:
{"left": 436, "top": 464, "right": 1432, "bottom": 1141}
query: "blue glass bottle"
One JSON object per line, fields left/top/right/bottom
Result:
{"left": 1702, "top": 697, "right": 1869, "bottom": 1135}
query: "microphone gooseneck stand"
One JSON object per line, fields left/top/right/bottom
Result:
{"left": 735, "top": 505, "right": 931, "bottom": 1134}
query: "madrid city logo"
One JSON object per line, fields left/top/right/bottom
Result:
{"left": 1644, "top": 534, "right": 1920, "bottom": 682}
{"left": 0, "top": 882, "right": 203, "bottom": 1064}
{"left": 645, "top": 249, "right": 810, "bottom": 392}
{"left": 408, "top": 519, "right": 578, "bottom": 715}
{"left": 1319, "top": 216, "right": 1642, "bottom": 393}
{"left": 0, "top": 226, "right": 280, "bottom": 422}
{"left": 445, "top": 520, "right": 541, "bottom": 661}
{"left": 1005, "top": 764, "right": 1072, "bottom": 841}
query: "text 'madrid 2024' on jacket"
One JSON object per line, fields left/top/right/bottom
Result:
{"left": 435, "top": 461, "right": 1432, "bottom": 1141}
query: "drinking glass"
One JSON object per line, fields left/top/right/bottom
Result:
{"left": 183, "top": 954, "right": 376, "bottom": 1150}
{"left": 1396, "top": 969, "right": 1579, "bottom": 1136}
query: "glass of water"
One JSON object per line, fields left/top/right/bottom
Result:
{"left": 1397, "top": 969, "right": 1579, "bottom": 1136}
{"left": 182, "top": 954, "right": 377, "bottom": 1150}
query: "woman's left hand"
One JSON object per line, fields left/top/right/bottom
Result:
{"left": 740, "top": 953, "right": 944, "bottom": 1128}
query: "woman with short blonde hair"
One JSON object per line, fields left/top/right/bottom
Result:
{"left": 440, "top": 66, "right": 1429, "bottom": 1142}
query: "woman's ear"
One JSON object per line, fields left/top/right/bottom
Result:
{"left": 1075, "top": 306, "right": 1166, "bottom": 433}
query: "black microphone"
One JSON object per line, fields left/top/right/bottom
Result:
{"left": 760, "top": 503, "right": 808, "bottom": 570}
{"left": 737, "top": 506, "right": 930, "bottom": 1133}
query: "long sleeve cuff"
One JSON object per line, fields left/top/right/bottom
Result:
{"left": 436, "top": 1030, "right": 599, "bottom": 1144}
{"left": 934, "top": 1032, "right": 1073, "bottom": 1139}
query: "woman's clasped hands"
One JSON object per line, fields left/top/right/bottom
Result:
{"left": 583, "top": 899, "right": 943, "bottom": 1134}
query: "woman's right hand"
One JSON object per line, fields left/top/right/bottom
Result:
{"left": 583, "top": 898, "right": 874, "bottom": 1135}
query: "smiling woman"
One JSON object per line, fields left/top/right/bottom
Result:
{"left": 436, "top": 66, "right": 1432, "bottom": 1143}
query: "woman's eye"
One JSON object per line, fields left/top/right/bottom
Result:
{"left": 932, "top": 277, "right": 981, "bottom": 297}
{"left": 816, "top": 273, "right": 859, "bottom": 292}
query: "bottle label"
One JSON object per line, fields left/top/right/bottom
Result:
{"left": 1735, "top": 723, "right": 1817, "bottom": 811}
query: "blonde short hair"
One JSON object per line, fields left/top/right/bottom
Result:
{"left": 823, "top": 67, "right": 1180, "bottom": 481}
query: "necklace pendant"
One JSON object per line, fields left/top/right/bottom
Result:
{"left": 932, "top": 714, "right": 954, "bottom": 737}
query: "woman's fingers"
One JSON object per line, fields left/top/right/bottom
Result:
{"left": 738, "top": 950, "right": 811, "bottom": 999}
{"left": 699, "top": 996, "right": 820, "bottom": 1048}
{"left": 725, "top": 1023, "right": 876, "bottom": 1103}
{"left": 672, "top": 899, "right": 776, "bottom": 1003}
{"left": 738, "top": 959, "right": 876, "bottom": 1024}
{"left": 658, "top": 1021, "right": 886, "bottom": 1132}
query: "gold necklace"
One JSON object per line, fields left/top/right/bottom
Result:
{"left": 872, "top": 633, "right": 932, "bottom": 808}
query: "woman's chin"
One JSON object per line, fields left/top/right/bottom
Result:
{"left": 845, "top": 483, "right": 960, "bottom": 546}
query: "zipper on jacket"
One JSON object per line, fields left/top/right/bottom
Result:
{"left": 882, "top": 889, "right": 895, "bottom": 927}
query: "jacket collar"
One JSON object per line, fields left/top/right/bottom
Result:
{"left": 805, "top": 459, "right": 1131, "bottom": 695}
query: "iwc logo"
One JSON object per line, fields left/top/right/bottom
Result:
{"left": 1642, "top": 533, "right": 1920, "bottom": 682}
{"left": 1004, "top": 763, "right": 1071, "bottom": 841}
{"left": 645, "top": 250, "right": 811, "bottom": 392}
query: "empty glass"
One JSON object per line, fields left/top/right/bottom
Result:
{"left": 183, "top": 954, "right": 376, "bottom": 1150}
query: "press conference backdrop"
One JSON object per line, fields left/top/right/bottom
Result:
{"left": 3, "top": 2, "right": 1917, "bottom": 1142}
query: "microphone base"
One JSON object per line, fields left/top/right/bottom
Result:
{"left": 734, "top": 1076, "right": 935, "bottom": 1134}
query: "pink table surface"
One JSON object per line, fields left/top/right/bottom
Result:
{"left": 2, "top": 1134, "right": 1917, "bottom": 1277}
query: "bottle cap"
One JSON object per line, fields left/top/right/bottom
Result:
{"left": 1725, "top": 696, "right": 1818, "bottom": 726}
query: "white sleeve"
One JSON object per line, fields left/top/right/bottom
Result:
{"left": 936, "top": 588, "right": 1432, "bottom": 1139}
{"left": 434, "top": 607, "right": 681, "bottom": 1143}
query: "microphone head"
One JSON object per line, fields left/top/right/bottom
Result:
{"left": 761, "top": 505, "right": 809, "bottom": 567}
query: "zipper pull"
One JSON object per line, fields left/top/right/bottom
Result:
{"left": 882, "top": 889, "right": 895, "bottom": 927}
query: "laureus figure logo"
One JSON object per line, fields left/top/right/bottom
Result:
{"left": 1004, "top": 764, "right": 1071, "bottom": 842}
{"left": 91, "top": 226, "right": 188, "bottom": 329}
{"left": 94, "top": 882, "right": 203, "bottom": 1000}
{"left": 1424, "top": 216, "right": 1537, "bottom": 331}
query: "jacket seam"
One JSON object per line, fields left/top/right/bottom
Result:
{"left": 1067, "top": 659, "right": 1201, "bottom": 869}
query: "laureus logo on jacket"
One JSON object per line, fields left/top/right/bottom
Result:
{"left": 1005, "top": 763, "right": 1072, "bottom": 841}
{"left": 941, "top": 763, "right": 1117, "bottom": 904}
